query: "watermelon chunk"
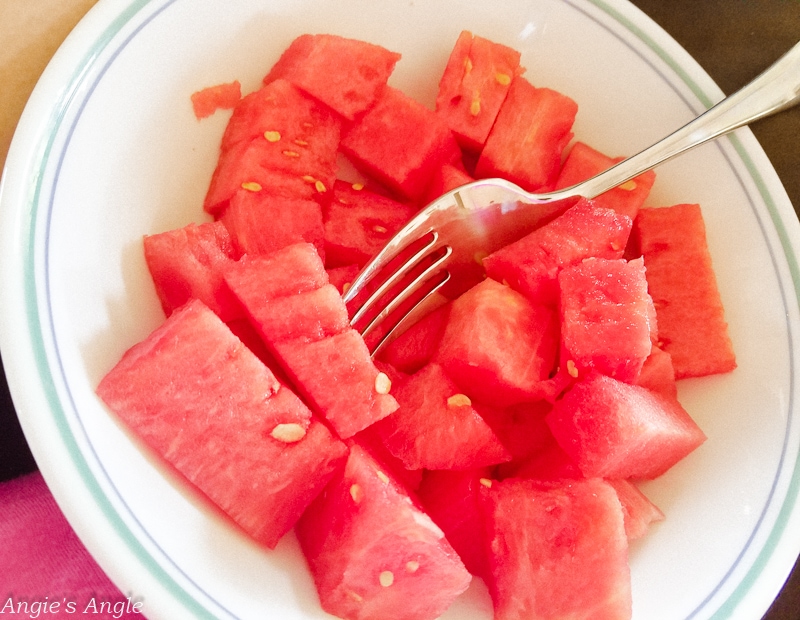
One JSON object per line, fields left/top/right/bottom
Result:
{"left": 203, "top": 140, "right": 323, "bottom": 216}
{"left": 435, "top": 278, "right": 560, "bottom": 406}
{"left": 482, "top": 198, "right": 633, "bottom": 305}
{"left": 546, "top": 372, "right": 707, "bottom": 479}
{"left": 633, "top": 204, "right": 736, "bottom": 378}
{"left": 220, "top": 188, "right": 325, "bottom": 259}
{"left": 434, "top": 30, "right": 522, "bottom": 152}
{"left": 481, "top": 477, "right": 631, "bottom": 620}
{"left": 221, "top": 78, "right": 341, "bottom": 153}
{"left": 296, "top": 445, "right": 472, "bottom": 620}
{"left": 264, "top": 34, "right": 401, "bottom": 120}
{"left": 474, "top": 78, "right": 578, "bottom": 192}
{"left": 555, "top": 141, "right": 656, "bottom": 220}
{"left": 225, "top": 243, "right": 398, "bottom": 439}
{"left": 558, "top": 257, "right": 654, "bottom": 383}
{"left": 324, "top": 180, "right": 416, "bottom": 268}
{"left": 96, "top": 299, "right": 348, "bottom": 548}
{"left": 204, "top": 79, "right": 340, "bottom": 215}
{"left": 191, "top": 80, "right": 241, "bottom": 119}
{"left": 143, "top": 220, "right": 243, "bottom": 322}
{"left": 273, "top": 331, "right": 399, "bottom": 440}
{"left": 340, "top": 86, "right": 461, "bottom": 201}
{"left": 606, "top": 479, "right": 665, "bottom": 541}
{"left": 373, "top": 362, "right": 511, "bottom": 470}
{"left": 229, "top": 242, "right": 329, "bottom": 298}
{"left": 417, "top": 468, "right": 493, "bottom": 578}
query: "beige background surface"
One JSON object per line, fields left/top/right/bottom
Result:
{"left": 0, "top": 1, "right": 798, "bottom": 618}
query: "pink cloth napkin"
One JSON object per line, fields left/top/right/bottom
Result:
{"left": 0, "top": 472, "right": 145, "bottom": 619}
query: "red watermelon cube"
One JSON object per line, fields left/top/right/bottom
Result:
{"left": 555, "top": 141, "right": 656, "bottom": 220}
{"left": 204, "top": 79, "right": 340, "bottom": 216}
{"left": 224, "top": 243, "right": 398, "bottom": 439}
{"left": 324, "top": 180, "right": 416, "bottom": 268}
{"left": 435, "top": 278, "right": 560, "bottom": 406}
{"left": 203, "top": 139, "right": 324, "bottom": 217}
{"left": 558, "top": 257, "right": 655, "bottom": 383}
{"left": 434, "top": 30, "right": 522, "bottom": 152}
{"left": 273, "top": 331, "right": 399, "bottom": 439}
{"left": 546, "top": 372, "right": 707, "bottom": 479}
{"left": 632, "top": 204, "right": 736, "bottom": 378}
{"left": 372, "top": 362, "right": 511, "bottom": 471}
{"left": 143, "top": 220, "right": 243, "bottom": 322}
{"left": 96, "top": 299, "right": 348, "bottom": 548}
{"left": 340, "top": 86, "right": 461, "bottom": 202}
{"left": 220, "top": 188, "right": 325, "bottom": 259}
{"left": 296, "top": 445, "right": 472, "bottom": 620}
{"left": 474, "top": 77, "right": 578, "bottom": 192}
{"left": 264, "top": 34, "right": 401, "bottom": 121}
{"left": 481, "top": 477, "right": 631, "bottom": 620}
{"left": 482, "top": 198, "right": 633, "bottom": 305}
{"left": 220, "top": 78, "right": 341, "bottom": 153}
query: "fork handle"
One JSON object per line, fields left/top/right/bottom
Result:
{"left": 559, "top": 40, "right": 800, "bottom": 201}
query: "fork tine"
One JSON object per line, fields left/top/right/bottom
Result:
{"left": 349, "top": 230, "right": 442, "bottom": 325}
{"left": 357, "top": 243, "right": 452, "bottom": 342}
{"left": 367, "top": 271, "right": 451, "bottom": 357}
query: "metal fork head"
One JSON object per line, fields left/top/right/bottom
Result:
{"left": 343, "top": 179, "right": 570, "bottom": 356}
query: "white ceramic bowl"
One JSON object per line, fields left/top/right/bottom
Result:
{"left": 1, "top": 0, "right": 799, "bottom": 618}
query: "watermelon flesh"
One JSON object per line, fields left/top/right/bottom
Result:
{"left": 416, "top": 468, "right": 493, "bottom": 579}
{"left": 546, "top": 372, "right": 707, "bottom": 479}
{"left": 225, "top": 243, "right": 398, "bottom": 439}
{"left": 264, "top": 33, "right": 401, "bottom": 121}
{"left": 632, "top": 203, "right": 736, "bottom": 378}
{"left": 204, "top": 79, "right": 340, "bottom": 216}
{"left": 324, "top": 180, "right": 416, "bottom": 268}
{"left": 191, "top": 80, "right": 241, "bottom": 120}
{"left": 555, "top": 141, "right": 656, "bottom": 220}
{"left": 435, "top": 278, "right": 560, "bottom": 407}
{"left": 434, "top": 30, "right": 522, "bottom": 152}
{"left": 558, "top": 256, "right": 655, "bottom": 384}
{"left": 296, "top": 446, "right": 471, "bottom": 620}
{"left": 340, "top": 85, "right": 461, "bottom": 201}
{"left": 606, "top": 479, "right": 665, "bottom": 541}
{"left": 372, "top": 362, "right": 511, "bottom": 471}
{"left": 474, "top": 78, "right": 578, "bottom": 192}
{"left": 96, "top": 299, "right": 348, "bottom": 548}
{"left": 143, "top": 220, "right": 243, "bottom": 322}
{"left": 481, "top": 477, "right": 631, "bottom": 620}
{"left": 220, "top": 188, "right": 325, "bottom": 259}
{"left": 482, "top": 198, "right": 633, "bottom": 305}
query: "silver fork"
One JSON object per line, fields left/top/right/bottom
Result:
{"left": 344, "top": 40, "right": 800, "bottom": 355}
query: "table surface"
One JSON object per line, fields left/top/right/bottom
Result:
{"left": 0, "top": 1, "right": 798, "bottom": 618}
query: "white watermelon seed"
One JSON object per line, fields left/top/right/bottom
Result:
{"left": 375, "top": 372, "right": 392, "bottom": 395}
{"left": 270, "top": 423, "right": 306, "bottom": 443}
{"left": 379, "top": 571, "right": 394, "bottom": 587}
